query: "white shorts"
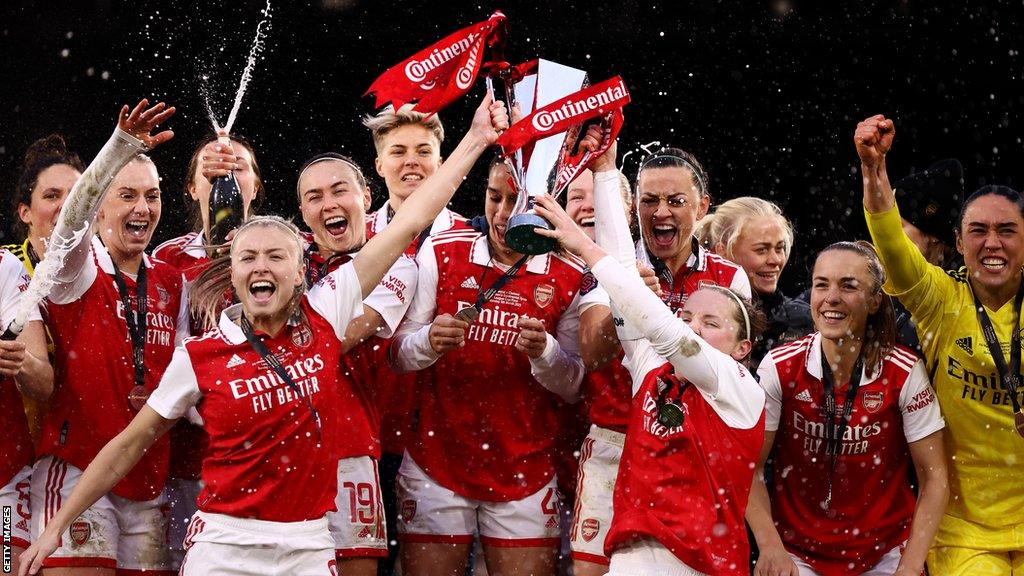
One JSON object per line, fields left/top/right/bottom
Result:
{"left": 163, "top": 476, "right": 203, "bottom": 569}
{"left": 791, "top": 543, "right": 903, "bottom": 575}
{"left": 570, "top": 425, "right": 624, "bottom": 565}
{"left": 327, "top": 456, "right": 387, "bottom": 558}
{"left": 30, "top": 455, "right": 172, "bottom": 572}
{"left": 396, "top": 453, "right": 562, "bottom": 547}
{"left": 608, "top": 538, "right": 707, "bottom": 576}
{"left": 180, "top": 510, "right": 336, "bottom": 575}
{"left": 1, "top": 465, "right": 32, "bottom": 549}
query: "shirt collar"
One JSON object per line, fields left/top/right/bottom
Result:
{"left": 94, "top": 236, "right": 152, "bottom": 275}
{"left": 218, "top": 303, "right": 303, "bottom": 345}
{"left": 805, "top": 332, "right": 882, "bottom": 385}
{"left": 182, "top": 231, "right": 207, "bottom": 259}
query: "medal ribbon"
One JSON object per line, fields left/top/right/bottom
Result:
{"left": 819, "top": 351, "right": 864, "bottom": 510}
{"left": 112, "top": 262, "right": 148, "bottom": 406}
{"left": 365, "top": 11, "right": 507, "bottom": 114}
{"left": 240, "top": 314, "right": 323, "bottom": 441}
{"left": 972, "top": 279, "right": 1024, "bottom": 437}
{"left": 461, "top": 254, "right": 531, "bottom": 320}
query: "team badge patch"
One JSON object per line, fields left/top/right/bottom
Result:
{"left": 581, "top": 518, "right": 600, "bottom": 542}
{"left": 401, "top": 499, "right": 417, "bottom": 523}
{"left": 291, "top": 324, "right": 313, "bottom": 348}
{"left": 156, "top": 285, "right": 170, "bottom": 306}
{"left": 862, "top": 391, "right": 884, "bottom": 413}
{"left": 69, "top": 520, "right": 91, "bottom": 546}
{"left": 534, "top": 284, "right": 554, "bottom": 308}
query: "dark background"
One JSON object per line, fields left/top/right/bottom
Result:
{"left": 3, "top": 0, "right": 1023, "bottom": 294}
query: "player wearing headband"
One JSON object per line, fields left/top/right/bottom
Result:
{"left": 295, "top": 152, "right": 418, "bottom": 575}
{"left": 747, "top": 241, "right": 948, "bottom": 576}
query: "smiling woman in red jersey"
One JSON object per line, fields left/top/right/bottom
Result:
{"left": 389, "top": 154, "right": 588, "bottom": 576}
{"left": 20, "top": 100, "right": 183, "bottom": 576}
{"left": 151, "top": 132, "right": 266, "bottom": 572}
{"left": 748, "top": 242, "right": 948, "bottom": 576}
{"left": 19, "top": 94, "right": 507, "bottom": 576}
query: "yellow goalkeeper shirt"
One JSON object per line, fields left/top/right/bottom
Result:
{"left": 866, "top": 204, "right": 1024, "bottom": 550}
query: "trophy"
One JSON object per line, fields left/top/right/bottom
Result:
{"left": 493, "top": 61, "right": 630, "bottom": 255}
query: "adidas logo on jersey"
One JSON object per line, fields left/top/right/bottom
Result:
{"left": 226, "top": 354, "right": 246, "bottom": 369}
{"left": 545, "top": 516, "right": 560, "bottom": 529}
{"left": 461, "top": 276, "right": 481, "bottom": 290}
{"left": 794, "top": 389, "right": 813, "bottom": 402}
{"left": 955, "top": 336, "right": 972, "bottom": 355}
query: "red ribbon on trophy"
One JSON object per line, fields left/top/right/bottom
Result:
{"left": 365, "top": 11, "right": 508, "bottom": 113}
{"left": 496, "top": 75, "right": 630, "bottom": 194}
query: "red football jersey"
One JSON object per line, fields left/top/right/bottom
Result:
{"left": 147, "top": 263, "right": 364, "bottom": 521}
{"left": 757, "top": 334, "right": 945, "bottom": 575}
{"left": 648, "top": 240, "right": 751, "bottom": 314}
{"left": 1, "top": 250, "right": 37, "bottom": 485}
{"left": 154, "top": 231, "right": 212, "bottom": 481}
{"left": 400, "top": 229, "right": 586, "bottom": 501}
{"left": 366, "top": 205, "right": 470, "bottom": 456}
{"left": 607, "top": 361, "right": 765, "bottom": 575}
{"left": 578, "top": 279, "right": 633, "bottom": 433}
{"left": 43, "top": 239, "right": 188, "bottom": 501}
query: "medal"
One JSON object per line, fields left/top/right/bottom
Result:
{"left": 657, "top": 401, "right": 684, "bottom": 428}
{"left": 455, "top": 306, "right": 480, "bottom": 325}
{"left": 128, "top": 385, "right": 150, "bottom": 411}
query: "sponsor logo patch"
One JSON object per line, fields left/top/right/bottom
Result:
{"left": 226, "top": 354, "right": 246, "bottom": 369}
{"left": 955, "top": 336, "right": 972, "bottom": 355}
{"left": 579, "top": 271, "right": 598, "bottom": 296}
{"left": 794, "top": 389, "right": 813, "bottom": 403}
{"left": 461, "top": 276, "right": 481, "bottom": 290}
{"left": 581, "top": 518, "right": 600, "bottom": 542}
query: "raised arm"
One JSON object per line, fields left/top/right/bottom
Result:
{"left": 354, "top": 94, "right": 507, "bottom": 298}
{"left": 855, "top": 114, "right": 896, "bottom": 214}
{"left": 46, "top": 100, "right": 175, "bottom": 303}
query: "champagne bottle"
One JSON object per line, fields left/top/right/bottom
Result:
{"left": 207, "top": 135, "right": 245, "bottom": 248}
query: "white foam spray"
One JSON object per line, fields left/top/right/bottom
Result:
{"left": 208, "top": 0, "right": 273, "bottom": 133}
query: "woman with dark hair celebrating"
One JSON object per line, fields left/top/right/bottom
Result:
{"left": 5, "top": 135, "right": 85, "bottom": 446}
{"left": 19, "top": 94, "right": 507, "bottom": 576}
{"left": 528, "top": 130, "right": 768, "bottom": 574}
{"left": 858, "top": 114, "right": 1024, "bottom": 575}
{"left": 748, "top": 241, "right": 948, "bottom": 576}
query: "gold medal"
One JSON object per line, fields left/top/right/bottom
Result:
{"left": 455, "top": 306, "right": 480, "bottom": 325}
{"left": 128, "top": 385, "right": 150, "bottom": 411}
{"left": 657, "top": 401, "right": 684, "bottom": 428}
